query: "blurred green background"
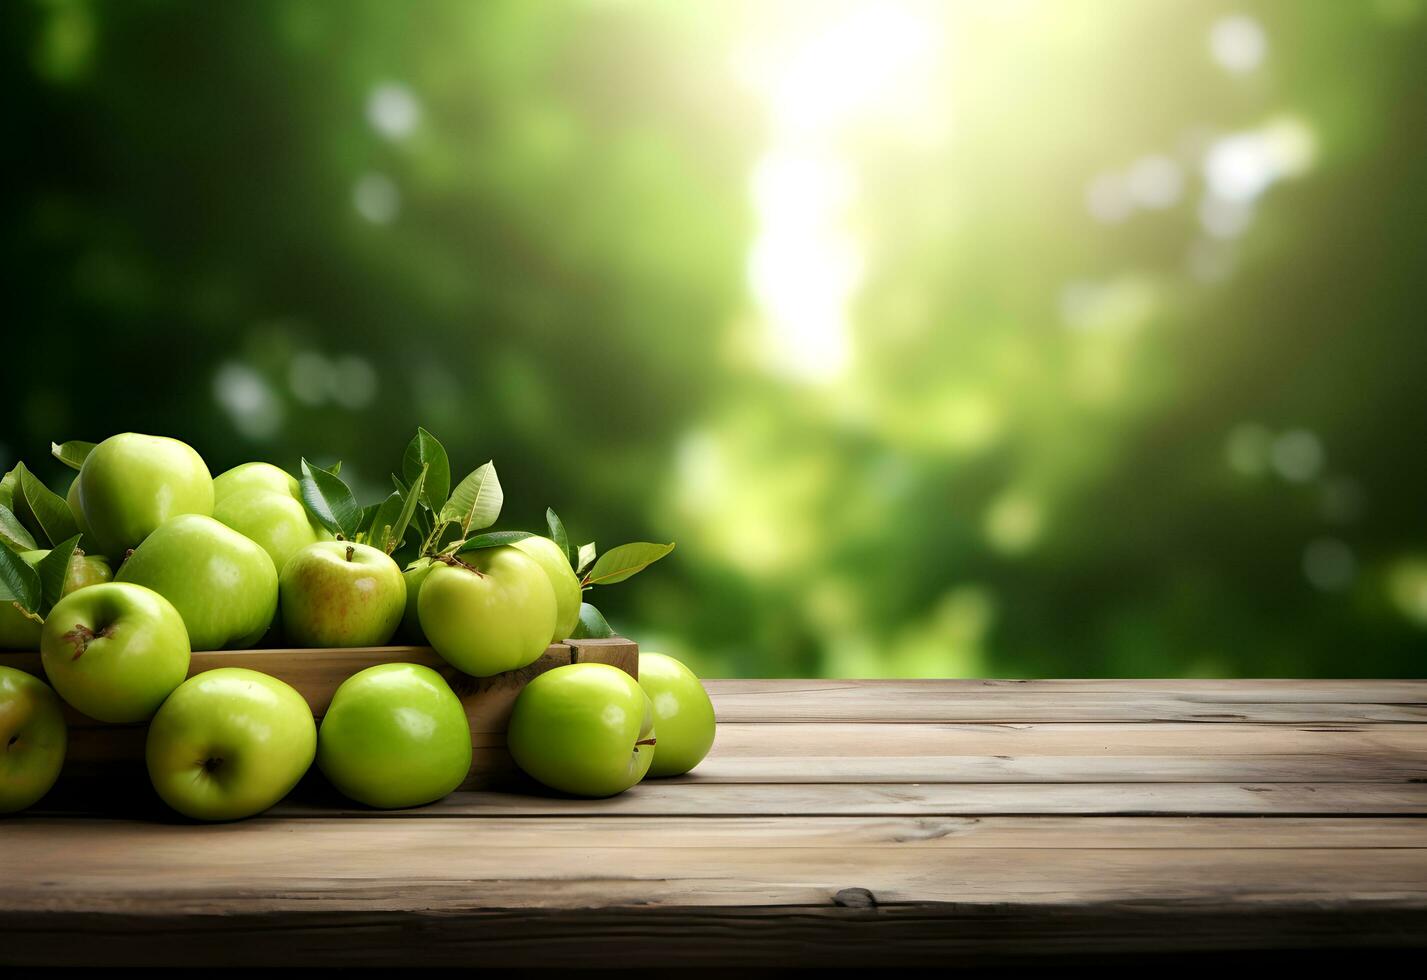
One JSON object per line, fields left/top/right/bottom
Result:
{"left": 5, "top": 0, "right": 1427, "bottom": 678}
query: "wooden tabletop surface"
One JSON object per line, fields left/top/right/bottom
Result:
{"left": 4, "top": 678, "right": 1427, "bottom": 966}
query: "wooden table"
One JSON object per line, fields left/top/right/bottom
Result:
{"left": 4, "top": 679, "right": 1426, "bottom": 966}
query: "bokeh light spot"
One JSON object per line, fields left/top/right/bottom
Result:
{"left": 1303, "top": 537, "right": 1356, "bottom": 592}
{"left": 213, "top": 362, "right": 284, "bottom": 440}
{"left": 366, "top": 82, "right": 421, "bottom": 141}
{"left": 984, "top": 490, "right": 1045, "bottom": 555}
{"left": 1209, "top": 14, "right": 1267, "bottom": 74}
{"left": 353, "top": 173, "right": 400, "bottom": 224}
{"left": 1270, "top": 428, "right": 1325, "bottom": 483}
{"left": 1225, "top": 423, "right": 1273, "bottom": 477}
{"left": 1127, "top": 155, "right": 1184, "bottom": 210}
{"left": 1388, "top": 558, "right": 1427, "bottom": 626}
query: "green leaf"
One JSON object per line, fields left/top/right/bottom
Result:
{"left": 391, "top": 472, "right": 409, "bottom": 495}
{"left": 455, "top": 530, "right": 535, "bottom": 554}
{"left": 402, "top": 428, "right": 450, "bottom": 514}
{"left": 317, "top": 460, "right": 342, "bottom": 476}
{"left": 569, "top": 602, "right": 615, "bottom": 639}
{"left": 356, "top": 502, "right": 382, "bottom": 541}
{"left": 583, "top": 541, "right": 676, "bottom": 586}
{"left": 366, "top": 491, "right": 404, "bottom": 555}
{"left": 441, "top": 461, "right": 502, "bottom": 535}
{"left": 35, "top": 534, "right": 80, "bottom": 613}
{"left": 387, "top": 465, "right": 426, "bottom": 555}
{"left": 50, "top": 440, "right": 96, "bottom": 472}
{"left": 546, "top": 508, "right": 573, "bottom": 567}
{"left": 0, "top": 545, "right": 41, "bottom": 614}
{"left": 16, "top": 463, "right": 80, "bottom": 548}
{"left": 576, "top": 542, "right": 597, "bottom": 576}
{"left": 0, "top": 466, "right": 18, "bottom": 511}
{"left": 0, "top": 505, "right": 38, "bottom": 553}
{"left": 298, "top": 458, "right": 363, "bottom": 539}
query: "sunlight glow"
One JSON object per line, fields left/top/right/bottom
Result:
{"left": 742, "top": 2, "right": 942, "bottom": 384}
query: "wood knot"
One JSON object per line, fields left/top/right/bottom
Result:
{"left": 833, "top": 887, "right": 877, "bottom": 909}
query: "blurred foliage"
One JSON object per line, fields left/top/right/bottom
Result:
{"left": 4, "top": 0, "right": 1427, "bottom": 677}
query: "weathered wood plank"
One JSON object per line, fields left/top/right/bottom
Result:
{"left": 711, "top": 679, "right": 1427, "bottom": 700}
{"left": 706, "top": 680, "right": 1427, "bottom": 724}
{"left": 19, "top": 814, "right": 1419, "bottom": 849}
{"left": 3, "top": 818, "right": 1425, "bottom": 913}
{"left": 708, "top": 722, "right": 1427, "bottom": 755}
{"left": 55, "top": 722, "right": 1427, "bottom": 785}
{"left": 686, "top": 755, "right": 1424, "bottom": 783}
{"left": 27, "top": 776, "right": 1427, "bottom": 820}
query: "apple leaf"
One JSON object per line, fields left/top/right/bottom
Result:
{"left": 402, "top": 427, "right": 450, "bottom": 515}
{"left": 355, "top": 502, "right": 381, "bottom": 543}
{"left": 0, "top": 545, "right": 41, "bottom": 614}
{"left": 0, "top": 504, "right": 38, "bottom": 553}
{"left": 545, "top": 508, "right": 573, "bottom": 567}
{"left": 386, "top": 465, "right": 425, "bottom": 555}
{"left": 576, "top": 541, "right": 597, "bottom": 576}
{"left": 50, "top": 440, "right": 96, "bottom": 472}
{"left": 315, "top": 460, "right": 342, "bottom": 476}
{"left": 366, "top": 491, "right": 404, "bottom": 554}
{"left": 35, "top": 533, "right": 81, "bottom": 614}
{"left": 16, "top": 463, "right": 80, "bottom": 548}
{"left": 569, "top": 602, "right": 615, "bottom": 639}
{"left": 455, "top": 530, "right": 535, "bottom": 554}
{"left": 442, "top": 461, "right": 502, "bottom": 535}
{"left": 0, "top": 466, "right": 18, "bottom": 511}
{"left": 582, "top": 541, "right": 676, "bottom": 587}
{"left": 299, "top": 457, "right": 363, "bottom": 540}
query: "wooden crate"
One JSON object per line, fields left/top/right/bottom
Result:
{"left": 0, "top": 638, "right": 638, "bottom": 790}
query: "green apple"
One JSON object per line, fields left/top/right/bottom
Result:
{"left": 146, "top": 667, "right": 316, "bottom": 821}
{"left": 0, "top": 601, "right": 41, "bottom": 652}
{"left": 507, "top": 662, "right": 656, "bottom": 797}
{"left": 511, "top": 535, "right": 582, "bottom": 642}
{"left": 417, "top": 547, "right": 556, "bottom": 676}
{"left": 638, "top": 652, "right": 716, "bottom": 777}
{"left": 0, "top": 548, "right": 112, "bottom": 651}
{"left": 40, "top": 582, "right": 190, "bottom": 723}
{"left": 400, "top": 557, "right": 436, "bottom": 644}
{"left": 317, "top": 663, "right": 471, "bottom": 808}
{"left": 280, "top": 541, "right": 405, "bottom": 647}
{"left": 21, "top": 548, "right": 113, "bottom": 595}
{"left": 77, "top": 433, "right": 214, "bottom": 557}
{"left": 116, "top": 514, "right": 278, "bottom": 650}
{"left": 213, "top": 461, "right": 300, "bottom": 502}
{"left": 212, "top": 463, "right": 330, "bottom": 574}
{"left": 66, "top": 477, "right": 95, "bottom": 544}
{"left": 0, "top": 666, "right": 67, "bottom": 813}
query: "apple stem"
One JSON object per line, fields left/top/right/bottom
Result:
{"left": 62, "top": 623, "right": 117, "bottom": 660}
{"left": 635, "top": 737, "right": 657, "bottom": 747}
{"left": 435, "top": 553, "right": 483, "bottom": 577}
{"left": 345, "top": 545, "right": 355, "bottom": 562}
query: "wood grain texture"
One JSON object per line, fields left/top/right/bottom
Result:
{"left": 29, "top": 779, "right": 1427, "bottom": 818}
{"left": 5, "top": 818, "right": 1427, "bottom": 913}
{"left": 3, "top": 678, "right": 1426, "bottom": 966}
{"left": 705, "top": 679, "right": 1427, "bottom": 724}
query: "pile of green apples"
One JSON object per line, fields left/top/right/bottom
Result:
{"left": 0, "top": 430, "right": 716, "bottom": 819}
